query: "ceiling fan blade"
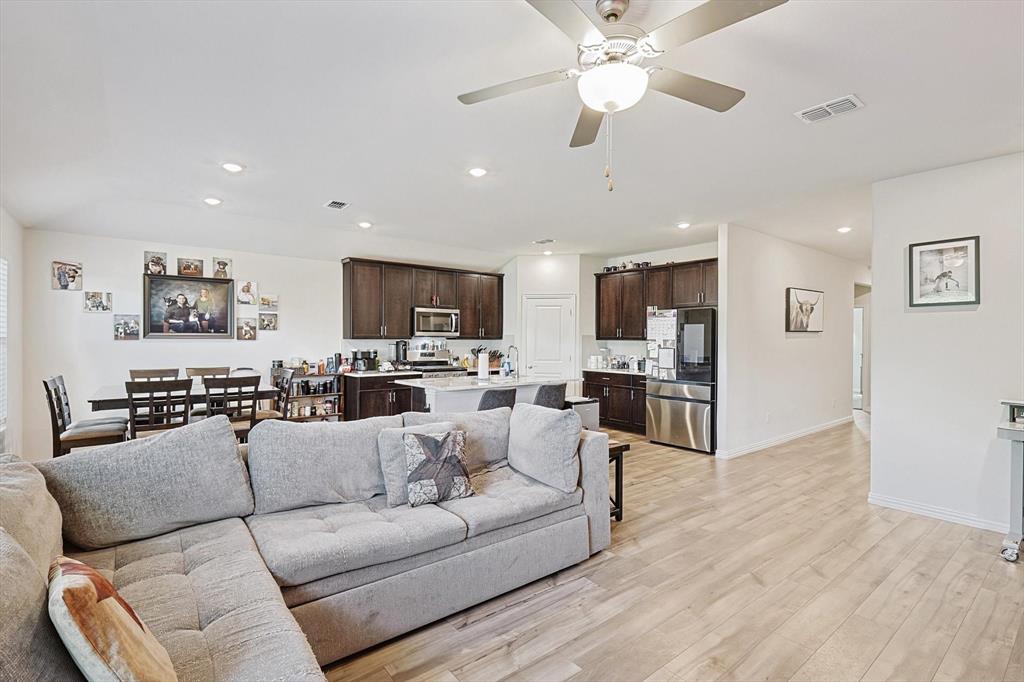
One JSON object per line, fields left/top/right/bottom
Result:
{"left": 640, "top": 0, "right": 787, "bottom": 54}
{"left": 458, "top": 69, "right": 574, "bottom": 105}
{"left": 569, "top": 106, "right": 604, "bottom": 148}
{"left": 525, "top": 0, "right": 606, "bottom": 47}
{"left": 648, "top": 68, "right": 745, "bottom": 112}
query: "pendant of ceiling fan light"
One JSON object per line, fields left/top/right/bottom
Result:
{"left": 577, "top": 62, "right": 649, "bottom": 113}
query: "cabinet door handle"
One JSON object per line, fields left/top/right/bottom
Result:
{"left": 379, "top": 325, "right": 384, "bottom": 337}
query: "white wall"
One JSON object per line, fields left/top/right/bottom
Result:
{"left": 718, "top": 224, "right": 860, "bottom": 458}
{"left": 21, "top": 229, "right": 344, "bottom": 460}
{"left": 1, "top": 208, "right": 25, "bottom": 456}
{"left": 870, "top": 153, "right": 1024, "bottom": 532}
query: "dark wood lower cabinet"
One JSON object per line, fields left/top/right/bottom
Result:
{"left": 345, "top": 375, "right": 417, "bottom": 419}
{"left": 582, "top": 371, "right": 647, "bottom": 435}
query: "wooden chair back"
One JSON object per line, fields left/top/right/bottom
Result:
{"left": 185, "top": 367, "right": 230, "bottom": 379}
{"left": 129, "top": 368, "right": 180, "bottom": 381}
{"left": 271, "top": 367, "right": 296, "bottom": 418}
{"left": 125, "top": 378, "right": 193, "bottom": 438}
{"left": 43, "top": 377, "right": 72, "bottom": 457}
{"left": 203, "top": 375, "right": 260, "bottom": 432}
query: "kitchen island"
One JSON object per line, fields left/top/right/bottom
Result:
{"left": 394, "top": 375, "right": 574, "bottom": 413}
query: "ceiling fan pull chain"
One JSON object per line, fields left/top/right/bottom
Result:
{"left": 606, "top": 111, "right": 614, "bottom": 191}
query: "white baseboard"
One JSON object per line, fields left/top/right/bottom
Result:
{"left": 715, "top": 415, "right": 854, "bottom": 460}
{"left": 867, "top": 492, "right": 1008, "bottom": 534}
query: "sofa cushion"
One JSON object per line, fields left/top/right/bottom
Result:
{"left": 35, "top": 416, "right": 254, "bottom": 550}
{"left": 245, "top": 495, "right": 468, "bottom": 586}
{"left": 378, "top": 421, "right": 455, "bottom": 507}
{"left": 0, "top": 452, "right": 63, "bottom": 578}
{"left": 402, "top": 407, "right": 511, "bottom": 473}
{"left": 405, "top": 431, "right": 474, "bottom": 507}
{"left": 47, "top": 556, "right": 177, "bottom": 682}
{"left": 507, "top": 403, "right": 582, "bottom": 494}
{"left": 68, "top": 518, "right": 324, "bottom": 682}
{"left": 0, "top": 529, "right": 84, "bottom": 682}
{"left": 247, "top": 415, "right": 402, "bottom": 514}
{"left": 439, "top": 466, "right": 582, "bottom": 537}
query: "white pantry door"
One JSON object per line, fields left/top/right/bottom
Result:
{"left": 522, "top": 295, "right": 575, "bottom": 379}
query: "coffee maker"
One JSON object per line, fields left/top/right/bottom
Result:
{"left": 351, "top": 350, "right": 377, "bottom": 372}
{"left": 393, "top": 340, "right": 408, "bottom": 364}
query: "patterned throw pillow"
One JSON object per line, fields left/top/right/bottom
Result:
{"left": 403, "top": 430, "right": 475, "bottom": 507}
{"left": 47, "top": 556, "right": 178, "bottom": 682}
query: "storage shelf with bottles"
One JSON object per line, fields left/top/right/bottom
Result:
{"left": 285, "top": 373, "right": 344, "bottom": 422}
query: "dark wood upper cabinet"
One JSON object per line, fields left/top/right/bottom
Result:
{"left": 672, "top": 262, "right": 704, "bottom": 307}
{"left": 435, "top": 271, "right": 457, "bottom": 307}
{"left": 413, "top": 268, "right": 436, "bottom": 307}
{"left": 597, "top": 275, "right": 621, "bottom": 339}
{"left": 457, "top": 273, "right": 480, "bottom": 339}
{"left": 478, "top": 274, "right": 502, "bottom": 339}
{"left": 344, "top": 258, "right": 501, "bottom": 339}
{"left": 645, "top": 267, "right": 672, "bottom": 310}
{"left": 382, "top": 265, "right": 413, "bottom": 338}
{"left": 344, "top": 261, "right": 383, "bottom": 338}
{"left": 619, "top": 271, "right": 646, "bottom": 339}
{"left": 701, "top": 260, "right": 718, "bottom": 306}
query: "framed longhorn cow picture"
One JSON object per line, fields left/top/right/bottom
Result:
{"left": 786, "top": 287, "right": 824, "bottom": 333}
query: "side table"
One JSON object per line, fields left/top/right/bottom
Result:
{"left": 608, "top": 440, "right": 629, "bottom": 521}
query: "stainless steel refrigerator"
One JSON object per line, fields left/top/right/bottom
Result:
{"left": 645, "top": 307, "right": 717, "bottom": 453}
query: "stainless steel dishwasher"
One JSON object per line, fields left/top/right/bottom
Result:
{"left": 646, "top": 381, "right": 715, "bottom": 453}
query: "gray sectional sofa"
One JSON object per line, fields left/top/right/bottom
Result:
{"left": 2, "top": 406, "right": 610, "bottom": 680}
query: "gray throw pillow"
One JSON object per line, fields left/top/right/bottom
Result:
{"left": 507, "top": 403, "right": 582, "bottom": 493}
{"left": 404, "top": 431, "right": 474, "bottom": 507}
{"left": 402, "top": 407, "right": 511, "bottom": 473}
{"left": 378, "top": 421, "right": 455, "bottom": 507}
{"left": 35, "top": 415, "right": 254, "bottom": 549}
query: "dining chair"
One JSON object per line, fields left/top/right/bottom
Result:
{"left": 43, "top": 377, "right": 128, "bottom": 457}
{"left": 202, "top": 375, "right": 261, "bottom": 442}
{"left": 129, "top": 368, "right": 180, "bottom": 381}
{"left": 185, "top": 367, "right": 231, "bottom": 418}
{"left": 257, "top": 367, "right": 295, "bottom": 421}
{"left": 477, "top": 388, "right": 517, "bottom": 411}
{"left": 125, "top": 378, "right": 194, "bottom": 439}
{"left": 533, "top": 383, "right": 567, "bottom": 410}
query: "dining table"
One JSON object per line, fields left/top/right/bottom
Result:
{"left": 87, "top": 379, "right": 280, "bottom": 412}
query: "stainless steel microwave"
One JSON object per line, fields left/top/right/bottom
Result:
{"left": 412, "top": 307, "right": 460, "bottom": 337}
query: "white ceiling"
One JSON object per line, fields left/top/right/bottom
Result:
{"left": 1, "top": 0, "right": 1021, "bottom": 268}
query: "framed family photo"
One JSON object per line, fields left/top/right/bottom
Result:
{"left": 143, "top": 274, "right": 234, "bottom": 338}
{"left": 51, "top": 260, "right": 83, "bottom": 290}
{"left": 908, "top": 236, "right": 980, "bottom": 307}
{"left": 786, "top": 287, "right": 824, "bottom": 333}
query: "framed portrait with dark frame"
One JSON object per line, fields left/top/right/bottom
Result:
{"left": 143, "top": 274, "right": 235, "bottom": 339}
{"left": 908, "top": 236, "right": 980, "bottom": 307}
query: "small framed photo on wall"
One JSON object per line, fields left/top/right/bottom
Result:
{"left": 908, "top": 236, "right": 980, "bottom": 307}
{"left": 786, "top": 287, "right": 824, "bottom": 333}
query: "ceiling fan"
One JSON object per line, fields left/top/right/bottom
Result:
{"left": 458, "top": 0, "right": 788, "bottom": 149}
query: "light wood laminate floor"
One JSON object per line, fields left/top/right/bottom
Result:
{"left": 327, "top": 414, "right": 1023, "bottom": 682}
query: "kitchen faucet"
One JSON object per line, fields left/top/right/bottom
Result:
{"left": 507, "top": 345, "right": 520, "bottom": 377}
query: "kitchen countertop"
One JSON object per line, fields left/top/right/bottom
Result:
{"left": 344, "top": 370, "right": 423, "bottom": 378}
{"left": 394, "top": 375, "right": 577, "bottom": 392}
{"left": 583, "top": 368, "right": 647, "bottom": 376}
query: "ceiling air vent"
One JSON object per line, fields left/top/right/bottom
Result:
{"left": 323, "top": 200, "right": 349, "bottom": 210}
{"left": 795, "top": 94, "right": 864, "bottom": 124}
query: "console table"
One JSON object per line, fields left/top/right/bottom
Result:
{"left": 997, "top": 399, "right": 1024, "bottom": 562}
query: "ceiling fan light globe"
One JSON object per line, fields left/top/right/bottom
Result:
{"left": 577, "top": 63, "right": 649, "bottom": 113}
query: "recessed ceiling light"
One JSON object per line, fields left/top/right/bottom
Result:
{"left": 676, "top": 222, "right": 691, "bottom": 230}
{"left": 468, "top": 167, "right": 488, "bottom": 178}
{"left": 543, "top": 250, "right": 553, "bottom": 256}
{"left": 837, "top": 226, "right": 852, "bottom": 233}
{"left": 357, "top": 221, "right": 373, "bottom": 229}
{"left": 221, "top": 162, "right": 245, "bottom": 173}
{"left": 203, "top": 197, "right": 222, "bottom": 206}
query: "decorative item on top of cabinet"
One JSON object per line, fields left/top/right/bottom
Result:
{"left": 343, "top": 258, "right": 502, "bottom": 340}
